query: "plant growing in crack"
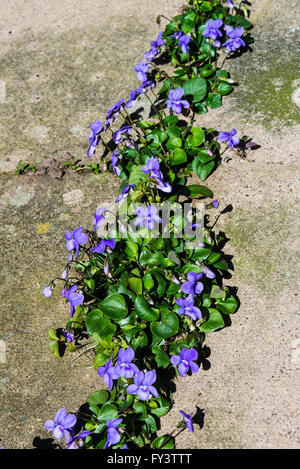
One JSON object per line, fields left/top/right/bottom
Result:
{"left": 40, "top": 0, "right": 253, "bottom": 450}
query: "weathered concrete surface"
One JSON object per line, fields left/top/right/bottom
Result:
{"left": 162, "top": 150, "right": 300, "bottom": 448}
{"left": 0, "top": 0, "right": 182, "bottom": 171}
{"left": 0, "top": 0, "right": 299, "bottom": 450}
{"left": 0, "top": 171, "right": 120, "bottom": 449}
{"left": 0, "top": 0, "right": 183, "bottom": 449}
{"left": 161, "top": 0, "right": 300, "bottom": 449}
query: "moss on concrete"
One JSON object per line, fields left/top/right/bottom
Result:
{"left": 224, "top": 203, "right": 297, "bottom": 299}
{"left": 230, "top": 58, "right": 300, "bottom": 129}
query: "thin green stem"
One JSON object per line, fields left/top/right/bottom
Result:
{"left": 150, "top": 89, "right": 167, "bottom": 117}
{"left": 144, "top": 93, "right": 166, "bottom": 130}
{"left": 120, "top": 109, "right": 142, "bottom": 137}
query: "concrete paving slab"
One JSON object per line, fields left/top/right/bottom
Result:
{"left": 0, "top": 0, "right": 299, "bottom": 449}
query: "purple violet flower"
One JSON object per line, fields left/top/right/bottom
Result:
{"left": 134, "top": 205, "right": 162, "bottom": 230}
{"left": 171, "top": 348, "right": 199, "bottom": 376}
{"left": 218, "top": 128, "right": 240, "bottom": 148}
{"left": 155, "top": 177, "right": 172, "bottom": 193}
{"left": 125, "top": 81, "right": 155, "bottom": 109}
{"left": 227, "top": 0, "right": 235, "bottom": 8}
{"left": 202, "top": 18, "right": 223, "bottom": 41}
{"left": 137, "top": 80, "right": 156, "bottom": 95}
{"left": 97, "top": 359, "right": 120, "bottom": 391}
{"left": 104, "top": 418, "right": 123, "bottom": 449}
{"left": 89, "top": 120, "right": 104, "bottom": 137}
{"left": 175, "top": 295, "right": 202, "bottom": 321}
{"left": 202, "top": 266, "right": 216, "bottom": 279}
{"left": 181, "top": 272, "right": 204, "bottom": 296}
{"left": 90, "top": 239, "right": 116, "bottom": 254}
{"left": 44, "top": 408, "right": 76, "bottom": 443}
{"left": 126, "top": 88, "right": 141, "bottom": 109}
{"left": 64, "top": 285, "right": 84, "bottom": 318}
{"left": 106, "top": 99, "right": 125, "bottom": 127}
{"left": 127, "top": 370, "right": 158, "bottom": 401}
{"left": 171, "top": 31, "right": 191, "bottom": 54}
{"left": 113, "top": 126, "right": 132, "bottom": 146}
{"left": 144, "top": 31, "right": 165, "bottom": 62}
{"left": 144, "top": 44, "right": 158, "bottom": 62}
{"left": 166, "top": 88, "right": 189, "bottom": 114}
{"left": 179, "top": 410, "right": 194, "bottom": 432}
{"left": 65, "top": 227, "right": 88, "bottom": 257}
{"left": 87, "top": 143, "right": 97, "bottom": 158}
{"left": 211, "top": 199, "right": 219, "bottom": 208}
{"left": 87, "top": 119, "right": 105, "bottom": 157}
{"left": 134, "top": 60, "right": 149, "bottom": 82}
{"left": 62, "top": 328, "right": 75, "bottom": 343}
{"left": 43, "top": 285, "right": 53, "bottom": 298}
{"left": 155, "top": 31, "right": 165, "bottom": 47}
{"left": 187, "top": 223, "right": 201, "bottom": 229}
{"left": 67, "top": 430, "right": 91, "bottom": 449}
{"left": 111, "top": 151, "right": 121, "bottom": 176}
{"left": 115, "top": 347, "right": 139, "bottom": 379}
{"left": 142, "top": 156, "right": 172, "bottom": 193}
{"left": 94, "top": 208, "right": 106, "bottom": 232}
{"left": 115, "top": 184, "right": 136, "bottom": 203}
{"left": 224, "top": 25, "right": 245, "bottom": 53}
{"left": 142, "top": 156, "right": 160, "bottom": 174}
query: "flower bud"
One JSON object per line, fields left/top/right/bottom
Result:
{"left": 43, "top": 285, "right": 53, "bottom": 298}
{"left": 104, "top": 262, "right": 110, "bottom": 276}
{"left": 61, "top": 270, "right": 68, "bottom": 280}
